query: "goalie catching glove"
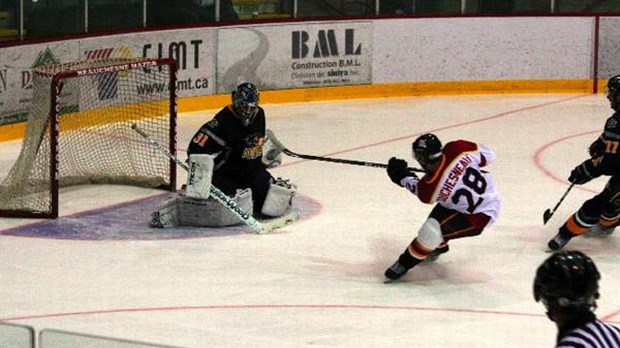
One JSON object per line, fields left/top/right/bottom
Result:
{"left": 261, "top": 133, "right": 283, "bottom": 168}
{"left": 387, "top": 157, "right": 418, "bottom": 187}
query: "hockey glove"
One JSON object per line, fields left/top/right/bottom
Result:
{"left": 261, "top": 137, "right": 283, "bottom": 168}
{"left": 387, "top": 157, "right": 417, "bottom": 186}
{"left": 568, "top": 162, "right": 593, "bottom": 185}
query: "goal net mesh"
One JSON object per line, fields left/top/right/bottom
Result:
{"left": 0, "top": 58, "right": 177, "bottom": 218}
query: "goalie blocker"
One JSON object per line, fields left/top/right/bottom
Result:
{"left": 151, "top": 153, "right": 296, "bottom": 228}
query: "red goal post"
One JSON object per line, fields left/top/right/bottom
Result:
{"left": 0, "top": 57, "right": 178, "bottom": 219}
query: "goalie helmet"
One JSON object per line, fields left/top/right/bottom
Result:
{"left": 412, "top": 133, "right": 442, "bottom": 167}
{"left": 533, "top": 251, "right": 600, "bottom": 314}
{"left": 232, "top": 82, "right": 260, "bottom": 126}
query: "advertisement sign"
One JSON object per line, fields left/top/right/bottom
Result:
{"left": 216, "top": 22, "right": 373, "bottom": 93}
{"left": 0, "top": 44, "right": 78, "bottom": 124}
{"left": 0, "top": 28, "right": 216, "bottom": 124}
{"left": 79, "top": 29, "right": 216, "bottom": 97}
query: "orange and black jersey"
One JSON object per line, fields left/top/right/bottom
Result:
{"left": 584, "top": 111, "right": 620, "bottom": 178}
{"left": 187, "top": 104, "right": 267, "bottom": 178}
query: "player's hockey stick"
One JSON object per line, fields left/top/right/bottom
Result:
{"left": 543, "top": 182, "right": 575, "bottom": 225}
{"left": 131, "top": 123, "right": 299, "bottom": 234}
{"left": 266, "top": 129, "right": 425, "bottom": 173}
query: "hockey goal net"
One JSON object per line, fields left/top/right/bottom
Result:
{"left": 0, "top": 57, "right": 178, "bottom": 218}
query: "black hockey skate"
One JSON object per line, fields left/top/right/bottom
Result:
{"left": 384, "top": 261, "right": 409, "bottom": 282}
{"left": 150, "top": 211, "right": 164, "bottom": 228}
{"left": 584, "top": 224, "right": 616, "bottom": 238}
{"left": 548, "top": 232, "right": 571, "bottom": 251}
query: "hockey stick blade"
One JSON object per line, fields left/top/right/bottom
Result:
{"left": 266, "top": 129, "right": 425, "bottom": 173}
{"left": 132, "top": 123, "right": 299, "bottom": 234}
{"left": 542, "top": 209, "right": 553, "bottom": 224}
{"left": 542, "top": 182, "right": 575, "bottom": 225}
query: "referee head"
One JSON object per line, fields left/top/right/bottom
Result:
{"left": 533, "top": 250, "right": 620, "bottom": 347}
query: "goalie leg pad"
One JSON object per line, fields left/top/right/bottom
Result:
{"left": 150, "top": 194, "right": 181, "bottom": 228}
{"left": 186, "top": 154, "right": 215, "bottom": 199}
{"left": 416, "top": 218, "right": 444, "bottom": 251}
{"left": 261, "top": 178, "right": 296, "bottom": 217}
{"left": 179, "top": 188, "right": 253, "bottom": 227}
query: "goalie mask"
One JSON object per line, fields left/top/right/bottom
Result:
{"left": 533, "top": 251, "right": 600, "bottom": 317}
{"left": 232, "top": 82, "right": 260, "bottom": 126}
{"left": 412, "top": 133, "right": 442, "bottom": 168}
{"left": 607, "top": 74, "right": 620, "bottom": 111}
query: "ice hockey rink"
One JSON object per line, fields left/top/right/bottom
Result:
{"left": 1, "top": 93, "right": 619, "bottom": 347}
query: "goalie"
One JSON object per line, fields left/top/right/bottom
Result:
{"left": 151, "top": 82, "right": 296, "bottom": 228}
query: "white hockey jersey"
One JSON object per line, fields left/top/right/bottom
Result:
{"left": 402, "top": 139, "right": 501, "bottom": 224}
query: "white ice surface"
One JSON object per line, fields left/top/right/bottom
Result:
{"left": 0, "top": 94, "right": 618, "bottom": 348}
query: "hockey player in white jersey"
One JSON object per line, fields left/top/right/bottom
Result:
{"left": 384, "top": 133, "right": 501, "bottom": 281}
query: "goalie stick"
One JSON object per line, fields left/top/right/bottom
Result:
{"left": 266, "top": 129, "right": 425, "bottom": 173}
{"left": 131, "top": 123, "right": 299, "bottom": 234}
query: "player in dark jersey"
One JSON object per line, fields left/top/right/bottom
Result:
{"left": 534, "top": 250, "right": 620, "bottom": 347}
{"left": 548, "top": 75, "right": 620, "bottom": 250}
{"left": 186, "top": 82, "right": 288, "bottom": 216}
{"left": 384, "top": 134, "right": 501, "bottom": 281}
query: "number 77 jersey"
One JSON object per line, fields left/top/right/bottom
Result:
{"left": 404, "top": 140, "right": 501, "bottom": 224}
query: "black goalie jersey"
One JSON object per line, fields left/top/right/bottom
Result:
{"left": 187, "top": 104, "right": 267, "bottom": 181}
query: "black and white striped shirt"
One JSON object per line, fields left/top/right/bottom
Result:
{"left": 557, "top": 319, "right": 620, "bottom": 348}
